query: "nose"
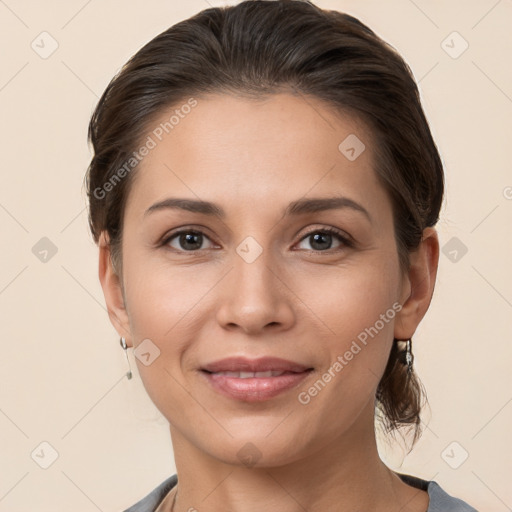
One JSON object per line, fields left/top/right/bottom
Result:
{"left": 215, "top": 243, "right": 296, "bottom": 335}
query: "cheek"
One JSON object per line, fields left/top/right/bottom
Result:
{"left": 294, "top": 256, "right": 400, "bottom": 341}
{"left": 122, "top": 254, "right": 221, "bottom": 404}
{"left": 292, "top": 260, "right": 400, "bottom": 403}
{"left": 123, "top": 253, "right": 212, "bottom": 339}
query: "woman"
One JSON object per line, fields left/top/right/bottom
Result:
{"left": 85, "top": 1, "right": 478, "bottom": 510}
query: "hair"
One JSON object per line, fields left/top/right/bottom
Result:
{"left": 84, "top": 0, "right": 444, "bottom": 449}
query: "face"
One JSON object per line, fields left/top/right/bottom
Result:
{"left": 103, "top": 92, "right": 417, "bottom": 467}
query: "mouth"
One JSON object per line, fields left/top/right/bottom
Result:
{"left": 200, "top": 357, "right": 314, "bottom": 402}
{"left": 204, "top": 370, "right": 297, "bottom": 378}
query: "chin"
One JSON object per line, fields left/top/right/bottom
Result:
{"left": 204, "top": 430, "right": 314, "bottom": 469}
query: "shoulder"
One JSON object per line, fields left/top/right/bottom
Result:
{"left": 427, "top": 480, "right": 479, "bottom": 512}
{"left": 122, "top": 474, "right": 177, "bottom": 512}
{"left": 397, "top": 472, "right": 479, "bottom": 512}
{"left": 123, "top": 472, "right": 479, "bottom": 512}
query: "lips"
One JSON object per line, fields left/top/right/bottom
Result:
{"left": 200, "top": 357, "right": 313, "bottom": 402}
{"left": 201, "top": 356, "right": 311, "bottom": 374}
{"left": 211, "top": 370, "right": 289, "bottom": 378}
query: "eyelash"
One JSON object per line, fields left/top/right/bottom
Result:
{"left": 159, "top": 226, "right": 354, "bottom": 254}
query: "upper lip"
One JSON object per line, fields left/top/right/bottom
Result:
{"left": 202, "top": 357, "right": 312, "bottom": 373}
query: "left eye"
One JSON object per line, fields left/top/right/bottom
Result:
{"left": 164, "top": 230, "right": 215, "bottom": 252}
{"left": 296, "top": 229, "right": 350, "bottom": 252}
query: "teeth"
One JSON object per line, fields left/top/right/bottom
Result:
{"left": 214, "top": 370, "right": 286, "bottom": 378}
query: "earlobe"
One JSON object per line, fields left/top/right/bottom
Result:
{"left": 98, "top": 231, "right": 132, "bottom": 346}
{"left": 394, "top": 227, "right": 439, "bottom": 340}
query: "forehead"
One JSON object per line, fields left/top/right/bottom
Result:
{"left": 124, "top": 92, "right": 388, "bottom": 220}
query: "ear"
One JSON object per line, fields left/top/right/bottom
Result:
{"left": 98, "top": 231, "right": 132, "bottom": 347}
{"left": 394, "top": 227, "right": 439, "bottom": 340}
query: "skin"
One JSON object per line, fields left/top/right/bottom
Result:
{"left": 99, "top": 92, "right": 439, "bottom": 512}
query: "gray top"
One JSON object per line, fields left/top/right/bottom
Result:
{"left": 123, "top": 472, "right": 479, "bottom": 511}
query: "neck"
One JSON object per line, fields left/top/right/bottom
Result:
{"left": 167, "top": 403, "right": 427, "bottom": 512}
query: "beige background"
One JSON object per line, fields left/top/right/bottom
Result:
{"left": 1, "top": 0, "right": 511, "bottom": 510}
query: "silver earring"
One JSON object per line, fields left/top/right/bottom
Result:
{"left": 396, "top": 338, "right": 414, "bottom": 374}
{"left": 404, "top": 338, "right": 414, "bottom": 374}
{"left": 120, "top": 337, "right": 133, "bottom": 379}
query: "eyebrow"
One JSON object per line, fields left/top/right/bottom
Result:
{"left": 144, "top": 196, "right": 371, "bottom": 222}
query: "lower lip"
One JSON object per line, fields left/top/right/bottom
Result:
{"left": 201, "top": 370, "right": 312, "bottom": 402}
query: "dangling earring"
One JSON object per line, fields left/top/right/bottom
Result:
{"left": 396, "top": 338, "right": 414, "bottom": 374}
{"left": 120, "top": 337, "right": 133, "bottom": 380}
{"left": 403, "top": 338, "right": 414, "bottom": 374}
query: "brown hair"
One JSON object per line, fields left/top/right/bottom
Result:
{"left": 84, "top": 0, "right": 443, "bottom": 448}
